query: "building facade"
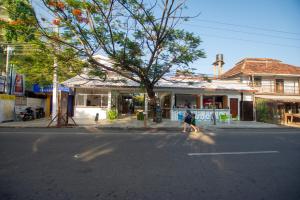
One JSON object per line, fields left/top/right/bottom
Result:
{"left": 63, "top": 64, "right": 255, "bottom": 122}
{"left": 222, "top": 58, "right": 300, "bottom": 124}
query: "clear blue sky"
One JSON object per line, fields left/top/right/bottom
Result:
{"left": 180, "top": 0, "right": 300, "bottom": 75}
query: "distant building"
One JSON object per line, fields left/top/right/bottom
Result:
{"left": 222, "top": 58, "right": 300, "bottom": 124}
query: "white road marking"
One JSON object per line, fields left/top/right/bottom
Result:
{"left": 188, "top": 151, "right": 279, "bottom": 156}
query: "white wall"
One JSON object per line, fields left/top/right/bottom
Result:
{"left": 284, "top": 80, "right": 299, "bottom": 94}
{"left": 14, "top": 97, "right": 46, "bottom": 118}
{"left": 26, "top": 97, "right": 45, "bottom": 109}
{"left": 243, "top": 94, "right": 253, "bottom": 101}
{"left": 0, "top": 97, "right": 15, "bottom": 122}
{"left": 261, "top": 78, "right": 274, "bottom": 93}
{"left": 74, "top": 107, "right": 107, "bottom": 119}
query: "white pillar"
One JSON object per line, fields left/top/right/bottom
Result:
{"left": 52, "top": 56, "right": 58, "bottom": 121}
{"left": 171, "top": 92, "right": 175, "bottom": 109}
{"left": 144, "top": 93, "right": 148, "bottom": 127}
{"left": 52, "top": 26, "right": 59, "bottom": 121}
{"left": 4, "top": 46, "right": 12, "bottom": 94}
{"left": 200, "top": 94, "right": 203, "bottom": 109}
{"left": 144, "top": 93, "right": 148, "bottom": 117}
{"left": 108, "top": 91, "right": 112, "bottom": 110}
{"left": 170, "top": 92, "right": 175, "bottom": 120}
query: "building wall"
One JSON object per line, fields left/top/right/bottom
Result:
{"left": 0, "top": 94, "right": 15, "bottom": 122}
{"left": 74, "top": 107, "right": 107, "bottom": 119}
{"left": 245, "top": 75, "right": 300, "bottom": 95}
{"left": 171, "top": 108, "right": 230, "bottom": 122}
{"left": 74, "top": 88, "right": 109, "bottom": 119}
{"left": 284, "top": 79, "right": 299, "bottom": 94}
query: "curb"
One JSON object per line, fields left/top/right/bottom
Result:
{"left": 0, "top": 125, "right": 297, "bottom": 129}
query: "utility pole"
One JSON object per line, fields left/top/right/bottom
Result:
{"left": 4, "top": 45, "right": 13, "bottom": 94}
{"left": 52, "top": 26, "right": 59, "bottom": 124}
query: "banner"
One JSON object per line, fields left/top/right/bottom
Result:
{"left": 11, "top": 73, "right": 25, "bottom": 96}
{"left": 0, "top": 76, "right": 5, "bottom": 93}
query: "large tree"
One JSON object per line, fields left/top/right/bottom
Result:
{"left": 32, "top": 0, "right": 205, "bottom": 104}
{"left": 0, "top": 0, "right": 88, "bottom": 87}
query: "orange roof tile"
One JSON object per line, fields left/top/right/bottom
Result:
{"left": 222, "top": 58, "right": 300, "bottom": 78}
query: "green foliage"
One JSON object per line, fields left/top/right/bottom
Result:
{"left": 136, "top": 111, "right": 144, "bottom": 121}
{"left": 0, "top": 0, "right": 89, "bottom": 88}
{"left": 133, "top": 94, "right": 144, "bottom": 106}
{"left": 107, "top": 109, "right": 118, "bottom": 120}
{"left": 256, "top": 99, "right": 269, "bottom": 122}
{"left": 10, "top": 45, "right": 86, "bottom": 87}
{"left": 0, "top": 0, "right": 36, "bottom": 42}
{"left": 203, "top": 75, "right": 212, "bottom": 83}
{"left": 29, "top": 0, "right": 205, "bottom": 100}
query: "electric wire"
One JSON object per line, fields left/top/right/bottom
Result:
{"left": 193, "top": 19, "right": 300, "bottom": 35}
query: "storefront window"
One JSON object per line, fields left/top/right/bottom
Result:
{"left": 254, "top": 77, "right": 262, "bottom": 87}
{"left": 203, "top": 96, "right": 225, "bottom": 109}
{"left": 76, "top": 94, "right": 108, "bottom": 107}
{"left": 76, "top": 94, "right": 85, "bottom": 106}
{"left": 102, "top": 95, "right": 108, "bottom": 107}
{"left": 175, "top": 94, "right": 197, "bottom": 108}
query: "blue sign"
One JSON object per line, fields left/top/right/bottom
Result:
{"left": 33, "top": 84, "right": 70, "bottom": 93}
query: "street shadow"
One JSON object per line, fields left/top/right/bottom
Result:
{"left": 70, "top": 128, "right": 217, "bottom": 162}
{"left": 73, "top": 142, "right": 114, "bottom": 162}
{"left": 187, "top": 131, "right": 216, "bottom": 145}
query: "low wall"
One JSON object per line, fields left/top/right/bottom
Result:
{"left": 74, "top": 107, "right": 107, "bottom": 119}
{"left": 0, "top": 94, "right": 15, "bottom": 122}
{"left": 15, "top": 97, "right": 46, "bottom": 117}
{"left": 171, "top": 108, "right": 230, "bottom": 121}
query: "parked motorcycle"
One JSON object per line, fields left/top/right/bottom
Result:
{"left": 35, "top": 107, "right": 45, "bottom": 119}
{"left": 20, "top": 107, "right": 35, "bottom": 121}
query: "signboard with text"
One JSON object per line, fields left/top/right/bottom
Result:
{"left": 0, "top": 76, "right": 6, "bottom": 93}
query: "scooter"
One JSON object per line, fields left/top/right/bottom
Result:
{"left": 20, "top": 107, "right": 35, "bottom": 121}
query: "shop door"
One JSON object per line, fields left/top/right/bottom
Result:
{"left": 230, "top": 98, "right": 238, "bottom": 118}
{"left": 162, "top": 95, "right": 171, "bottom": 118}
{"left": 240, "top": 101, "right": 253, "bottom": 121}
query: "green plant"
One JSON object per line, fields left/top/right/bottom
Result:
{"left": 107, "top": 109, "right": 118, "bottom": 120}
{"left": 136, "top": 111, "right": 144, "bottom": 121}
{"left": 256, "top": 99, "right": 269, "bottom": 122}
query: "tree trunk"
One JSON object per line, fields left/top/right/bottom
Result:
{"left": 146, "top": 86, "right": 157, "bottom": 122}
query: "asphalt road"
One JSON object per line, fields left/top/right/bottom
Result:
{"left": 0, "top": 127, "right": 300, "bottom": 200}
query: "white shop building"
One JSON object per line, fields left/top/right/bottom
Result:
{"left": 63, "top": 71, "right": 255, "bottom": 122}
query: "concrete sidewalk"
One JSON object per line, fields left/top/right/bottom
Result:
{"left": 0, "top": 116, "right": 288, "bottom": 129}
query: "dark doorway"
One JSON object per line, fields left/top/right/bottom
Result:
{"left": 240, "top": 101, "right": 253, "bottom": 121}
{"left": 162, "top": 95, "right": 171, "bottom": 118}
{"left": 230, "top": 98, "right": 238, "bottom": 118}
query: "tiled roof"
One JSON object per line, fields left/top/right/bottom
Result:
{"left": 63, "top": 74, "right": 255, "bottom": 92}
{"left": 62, "top": 54, "right": 254, "bottom": 92}
{"left": 222, "top": 58, "right": 300, "bottom": 78}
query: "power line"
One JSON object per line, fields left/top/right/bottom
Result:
{"left": 193, "top": 19, "right": 300, "bottom": 35}
{"left": 200, "top": 33, "right": 300, "bottom": 49}
{"left": 185, "top": 23, "right": 300, "bottom": 41}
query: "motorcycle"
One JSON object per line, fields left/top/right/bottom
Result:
{"left": 20, "top": 107, "right": 35, "bottom": 121}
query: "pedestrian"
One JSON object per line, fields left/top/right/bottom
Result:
{"left": 190, "top": 113, "right": 199, "bottom": 132}
{"left": 182, "top": 110, "right": 192, "bottom": 133}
